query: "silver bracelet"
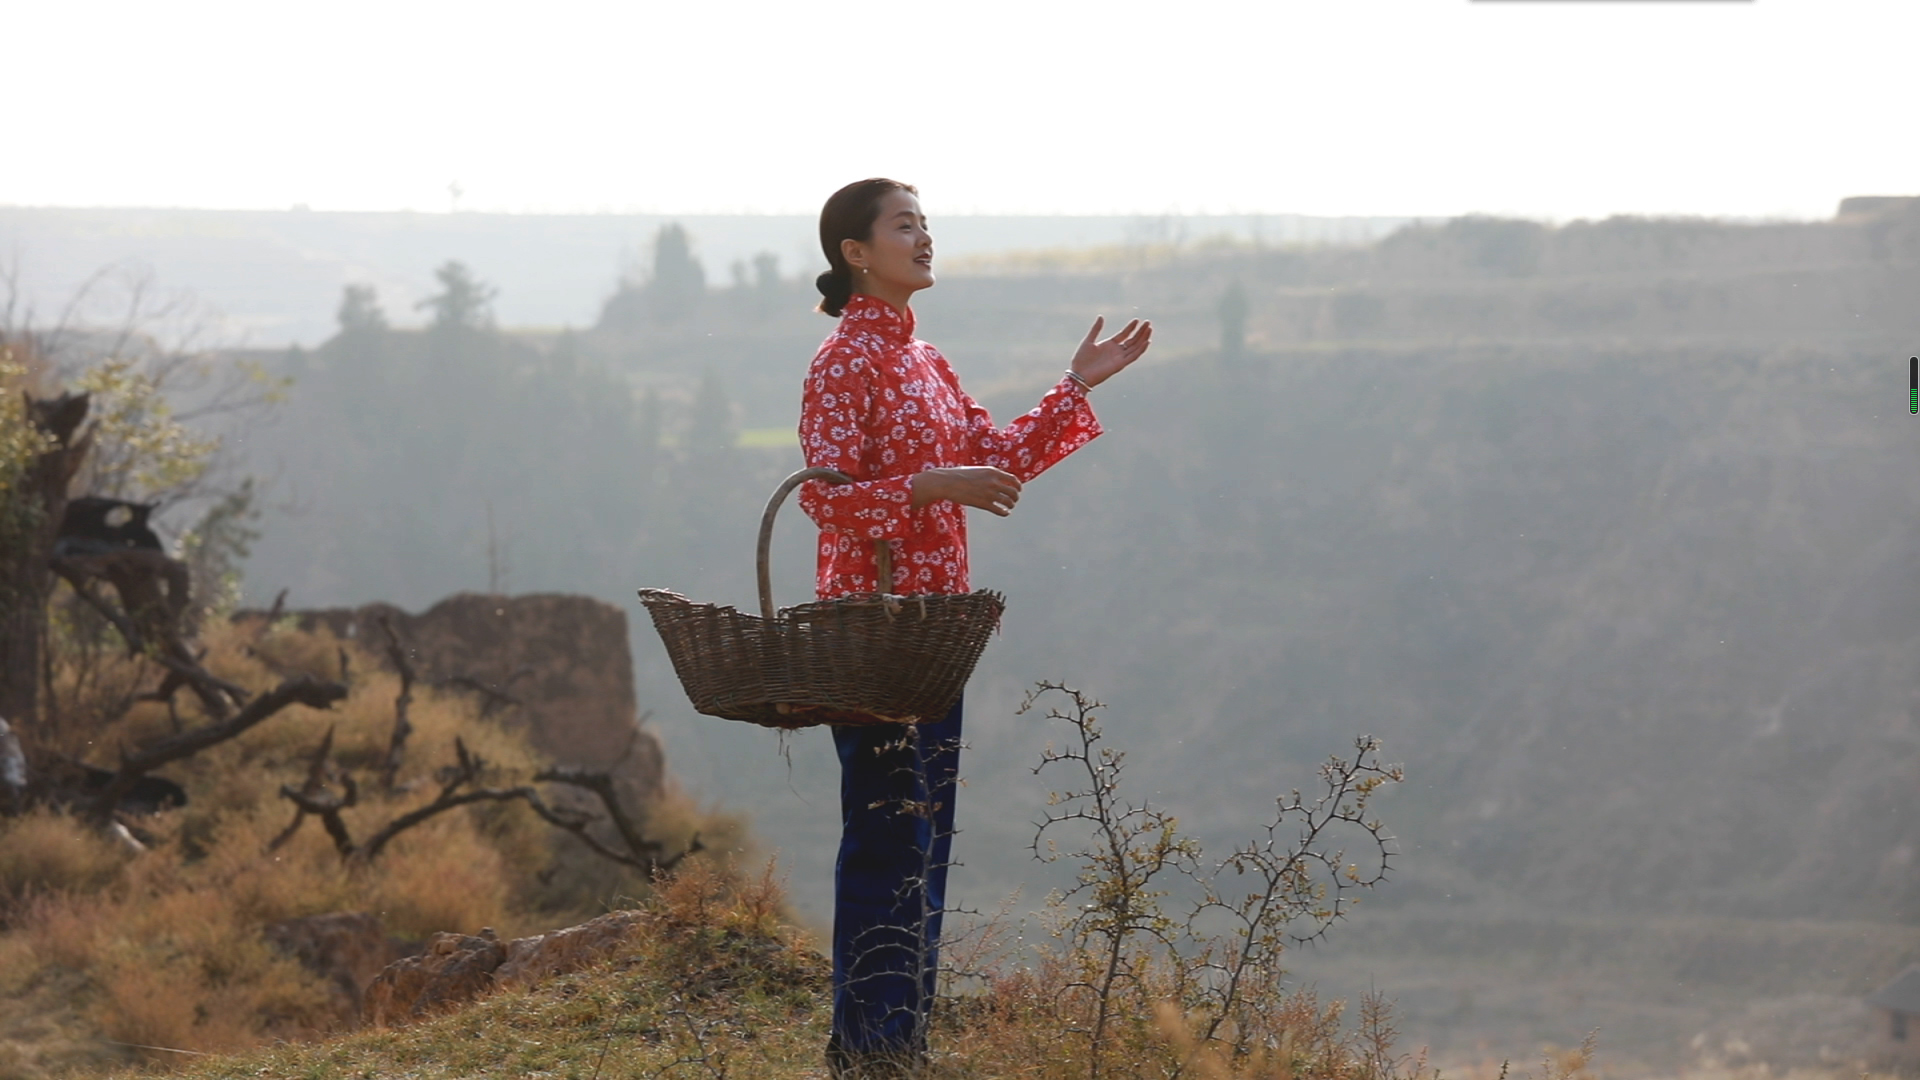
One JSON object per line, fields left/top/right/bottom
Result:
{"left": 1064, "top": 369, "right": 1093, "bottom": 392}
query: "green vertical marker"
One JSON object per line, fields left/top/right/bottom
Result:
{"left": 1912, "top": 356, "right": 1917, "bottom": 414}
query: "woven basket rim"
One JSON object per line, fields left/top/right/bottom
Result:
{"left": 638, "top": 585, "right": 1006, "bottom": 621}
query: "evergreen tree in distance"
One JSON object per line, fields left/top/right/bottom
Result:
{"left": 417, "top": 261, "right": 497, "bottom": 331}
{"left": 751, "top": 251, "right": 780, "bottom": 319}
{"left": 337, "top": 284, "right": 387, "bottom": 334}
{"left": 593, "top": 223, "right": 709, "bottom": 334}
{"left": 752, "top": 252, "right": 780, "bottom": 294}
{"left": 646, "top": 223, "right": 706, "bottom": 325}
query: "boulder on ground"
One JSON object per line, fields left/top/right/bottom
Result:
{"left": 362, "top": 911, "right": 644, "bottom": 1027}
{"left": 496, "top": 910, "right": 644, "bottom": 989}
{"left": 285, "top": 594, "right": 663, "bottom": 801}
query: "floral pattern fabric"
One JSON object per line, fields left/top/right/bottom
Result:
{"left": 798, "top": 293, "right": 1102, "bottom": 599}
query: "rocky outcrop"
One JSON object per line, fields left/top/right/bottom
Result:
{"left": 285, "top": 593, "right": 664, "bottom": 807}
{"left": 494, "top": 909, "right": 645, "bottom": 989}
{"left": 362, "top": 928, "right": 509, "bottom": 1028}
{"left": 361, "top": 910, "right": 644, "bottom": 1027}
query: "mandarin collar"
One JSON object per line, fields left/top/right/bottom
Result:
{"left": 841, "top": 293, "right": 916, "bottom": 342}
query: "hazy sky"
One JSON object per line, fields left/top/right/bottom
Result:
{"left": 6, "top": 0, "right": 1914, "bottom": 222}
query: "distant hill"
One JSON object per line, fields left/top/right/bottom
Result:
{"left": 0, "top": 206, "right": 1415, "bottom": 346}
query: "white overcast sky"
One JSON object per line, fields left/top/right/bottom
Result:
{"left": 4, "top": 0, "right": 1914, "bottom": 222}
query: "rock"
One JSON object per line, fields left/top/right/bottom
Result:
{"left": 362, "top": 911, "right": 644, "bottom": 1027}
{"left": 278, "top": 594, "right": 664, "bottom": 809}
{"left": 495, "top": 910, "right": 643, "bottom": 989}
{"left": 265, "top": 912, "right": 419, "bottom": 1023}
{"left": 362, "top": 928, "right": 508, "bottom": 1028}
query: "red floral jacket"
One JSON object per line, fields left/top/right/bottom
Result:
{"left": 797, "top": 294, "right": 1102, "bottom": 599}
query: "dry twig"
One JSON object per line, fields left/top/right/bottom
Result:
{"left": 88, "top": 673, "right": 346, "bottom": 822}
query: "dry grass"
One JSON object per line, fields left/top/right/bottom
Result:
{"left": 135, "top": 857, "right": 831, "bottom": 1080}
{"left": 107, "top": 855, "right": 1547, "bottom": 1080}
{"left": 5, "top": 816, "right": 1431, "bottom": 1079}
{"left": 936, "top": 939, "right": 1431, "bottom": 1080}
{"left": 0, "top": 619, "right": 737, "bottom": 1077}
{"left": 0, "top": 813, "right": 130, "bottom": 902}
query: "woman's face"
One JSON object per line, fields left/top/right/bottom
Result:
{"left": 844, "top": 189, "right": 934, "bottom": 302}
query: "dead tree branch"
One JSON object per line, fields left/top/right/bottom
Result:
{"left": 377, "top": 616, "right": 413, "bottom": 791}
{"left": 537, "top": 765, "right": 666, "bottom": 865}
{"left": 51, "top": 554, "right": 246, "bottom": 719}
{"left": 528, "top": 768, "right": 703, "bottom": 875}
{"left": 88, "top": 673, "right": 347, "bottom": 822}
{"left": 261, "top": 588, "right": 287, "bottom": 629}
{"left": 357, "top": 737, "right": 519, "bottom": 860}
{"left": 270, "top": 725, "right": 358, "bottom": 856}
{"left": 271, "top": 733, "right": 702, "bottom": 875}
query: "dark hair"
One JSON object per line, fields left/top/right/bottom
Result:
{"left": 815, "top": 178, "right": 918, "bottom": 316}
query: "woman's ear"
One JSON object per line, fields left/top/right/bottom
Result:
{"left": 840, "top": 236, "right": 867, "bottom": 273}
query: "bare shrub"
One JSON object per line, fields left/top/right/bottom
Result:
{"left": 942, "top": 682, "right": 1415, "bottom": 1080}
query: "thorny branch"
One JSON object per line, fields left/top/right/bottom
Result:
{"left": 1188, "top": 735, "right": 1401, "bottom": 1048}
{"left": 651, "top": 994, "right": 729, "bottom": 1080}
{"left": 1024, "top": 682, "right": 1198, "bottom": 1080}
{"left": 1021, "top": 681, "right": 1402, "bottom": 1079}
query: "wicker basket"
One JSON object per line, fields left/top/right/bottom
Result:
{"left": 637, "top": 467, "right": 1006, "bottom": 729}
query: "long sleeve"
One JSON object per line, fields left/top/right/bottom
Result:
{"left": 796, "top": 345, "right": 922, "bottom": 541}
{"left": 798, "top": 293, "right": 1096, "bottom": 599}
{"left": 949, "top": 361, "right": 1103, "bottom": 481}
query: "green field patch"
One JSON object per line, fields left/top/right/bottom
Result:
{"left": 738, "top": 426, "right": 800, "bottom": 448}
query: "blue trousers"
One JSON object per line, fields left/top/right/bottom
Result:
{"left": 829, "top": 696, "right": 963, "bottom": 1056}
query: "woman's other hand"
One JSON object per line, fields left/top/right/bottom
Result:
{"left": 1069, "top": 316, "right": 1153, "bottom": 388}
{"left": 910, "top": 466, "right": 1023, "bottom": 515}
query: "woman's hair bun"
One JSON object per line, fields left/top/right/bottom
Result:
{"left": 815, "top": 178, "right": 917, "bottom": 318}
{"left": 815, "top": 268, "right": 853, "bottom": 318}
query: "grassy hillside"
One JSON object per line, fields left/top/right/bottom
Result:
{"left": 134, "top": 859, "right": 1427, "bottom": 1080}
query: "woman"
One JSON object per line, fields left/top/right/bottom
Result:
{"left": 798, "top": 178, "right": 1151, "bottom": 1077}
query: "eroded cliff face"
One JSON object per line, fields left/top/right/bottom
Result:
{"left": 291, "top": 593, "right": 663, "bottom": 804}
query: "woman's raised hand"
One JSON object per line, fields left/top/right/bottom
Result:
{"left": 1069, "top": 315, "right": 1153, "bottom": 388}
{"left": 910, "top": 466, "right": 1023, "bottom": 516}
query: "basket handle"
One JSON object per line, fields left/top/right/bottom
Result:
{"left": 757, "top": 467, "right": 894, "bottom": 620}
